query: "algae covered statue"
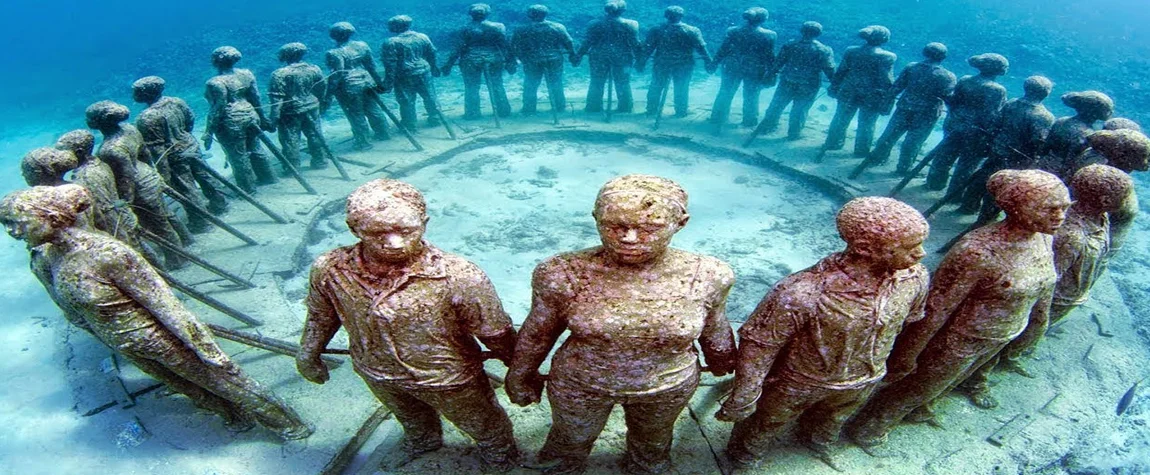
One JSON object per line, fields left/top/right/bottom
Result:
{"left": 443, "top": 3, "right": 515, "bottom": 120}
{"left": 924, "top": 53, "right": 1009, "bottom": 194}
{"left": 1039, "top": 91, "right": 1115, "bottom": 180}
{"left": 717, "top": 197, "right": 929, "bottom": 469}
{"left": 298, "top": 179, "right": 520, "bottom": 472}
{"left": 851, "top": 169, "right": 1069, "bottom": 446}
{"left": 822, "top": 26, "right": 896, "bottom": 158}
{"left": 506, "top": 175, "right": 737, "bottom": 474}
{"left": 1077, "top": 129, "right": 1150, "bottom": 257}
{"left": 707, "top": 7, "right": 776, "bottom": 128}
{"left": 132, "top": 75, "right": 229, "bottom": 226}
{"left": 511, "top": 4, "right": 575, "bottom": 116}
{"left": 638, "top": 6, "right": 711, "bottom": 118}
{"left": 381, "top": 15, "right": 444, "bottom": 130}
{"left": 571, "top": 0, "right": 643, "bottom": 114}
{"left": 752, "top": 21, "right": 835, "bottom": 141}
{"left": 0, "top": 185, "right": 312, "bottom": 440}
{"left": 325, "top": 22, "right": 390, "bottom": 150}
{"left": 202, "top": 46, "right": 279, "bottom": 192}
{"left": 269, "top": 43, "right": 333, "bottom": 172}
{"left": 867, "top": 42, "right": 956, "bottom": 174}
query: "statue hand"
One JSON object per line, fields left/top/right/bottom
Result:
{"left": 705, "top": 62, "right": 718, "bottom": 75}
{"left": 569, "top": 53, "right": 582, "bottom": 67}
{"left": 762, "top": 73, "right": 778, "bottom": 88}
{"left": 259, "top": 118, "right": 275, "bottom": 133}
{"left": 442, "top": 64, "right": 453, "bottom": 76}
{"left": 505, "top": 61, "right": 518, "bottom": 75}
{"left": 506, "top": 371, "right": 544, "bottom": 406}
{"left": 431, "top": 66, "right": 442, "bottom": 78}
{"left": 636, "top": 61, "right": 646, "bottom": 73}
{"left": 296, "top": 356, "right": 330, "bottom": 384}
{"left": 715, "top": 403, "right": 754, "bottom": 423}
{"left": 202, "top": 134, "right": 213, "bottom": 150}
{"left": 707, "top": 361, "right": 735, "bottom": 377}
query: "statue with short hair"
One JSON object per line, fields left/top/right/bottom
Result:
{"left": 718, "top": 197, "right": 929, "bottom": 468}
{"left": 202, "top": 46, "right": 279, "bottom": 192}
{"left": 924, "top": 53, "right": 1009, "bottom": 194}
{"left": 753, "top": 21, "right": 836, "bottom": 141}
{"left": 1039, "top": 91, "right": 1115, "bottom": 180}
{"left": 572, "top": 0, "right": 643, "bottom": 114}
{"left": 707, "top": 7, "right": 776, "bottom": 127}
{"left": 298, "top": 179, "right": 519, "bottom": 472}
{"left": 506, "top": 175, "right": 737, "bottom": 474}
{"left": 1078, "top": 129, "right": 1150, "bottom": 259}
{"left": 867, "top": 43, "right": 956, "bottom": 174}
{"left": 326, "top": 22, "right": 390, "bottom": 150}
{"left": 511, "top": 5, "right": 575, "bottom": 115}
{"left": 823, "top": 26, "right": 897, "bottom": 157}
{"left": 442, "top": 4, "right": 515, "bottom": 119}
{"left": 381, "top": 15, "right": 444, "bottom": 130}
{"left": 639, "top": 6, "right": 712, "bottom": 118}
{"left": 269, "top": 43, "right": 333, "bottom": 172}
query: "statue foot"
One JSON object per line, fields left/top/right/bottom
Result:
{"left": 802, "top": 441, "right": 845, "bottom": 472}
{"left": 906, "top": 406, "right": 942, "bottom": 427}
{"left": 380, "top": 438, "right": 443, "bottom": 470}
{"left": 279, "top": 422, "right": 315, "bottom": 441}
{"left": 999, "top": 358, "right": 1035, "bottom": 378}
{"left": 967, "top": 390, "right": 999, "bottom": 409}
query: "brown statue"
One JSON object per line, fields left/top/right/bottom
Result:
{"left": 86, "top": 100, "right": 189, "bottom": 269}
{"left": 202, "top": 46, "right": 278, "bottom": 192}
{"left": 851, "top": 169, "right": 1069, "bottom": 445}
{"left": 298, "top": 179, "right": 519, "bottom": 472}
{"left": 717, "top": 197, "right": 929, "bottom": 468}
{"left": 0, "top": 185, "right": 312, "bottom": 440}
{"left": 20, "top": 147, "right": 94, "bottom": 227}
{"left": 506, "top": 175, "right": 737, "bottom": 474}
{"left": 325, "top": 22, "right": 390, "bottom": 150}
{"left": 1073, "top": 129, "right": 1149, "bottom": 258}
{"left": 269, "top": 43, "right": 333, "bottom": 171}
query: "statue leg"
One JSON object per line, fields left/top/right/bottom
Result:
{"left": 336, "top": 90, "right": 373, "bottom": 150}
{"left": 486, "top": 63, "right": 512, "bottom": 117}
{"left": 924, "top": 135, "right": 963, "bottom": 191}
{"left": 413, "top": 378, "right": 519, "bottom": 472}
{"left": 946, "top": 138, "right": 989, "bottom": 199}
{"left": 741, "top": 74, "right": 764, "bottom": 127}
{"left": 586, "top": 60, "right": 608, "bottom": 113}
{"left": 620, "top": 378, "right": 695, "bottom": 473}
{"left": 363, "top": 90, "right": 390, "bottom": 140}
{"left": 364, "top": 380, "right": 445, "bottom": 456}
{"left": 854, "top": 107, "right": 881, "bottom": 157}
{"left": 522, "top": 61, "right": 544, "bottom": 114}
{"left": 245, "top": 131, "right": 278, "bottom": 186}
{"left": 299, "top": 110, "right": 330, "bottom": 169}
{"left": 898, "top": 111, "right": 938, "bottom": 173}
{"left": 537, "top": 379, "right": 616, "bottom": 473}
{"left": 870, "top": 109, "right": 910, "bottom": 168}
{"left": 646, "top": 66, "right": 671, "bottom": 116}
{"left": 758, "top": 84, "right": 793, "bottom": 134}
{"left": 671, "top": 63, "right": 693, "bottom": 118}
{"left": 461, "top": 63, "right": 484, "bottom": 119}
{"left": 217, "top": 127, "right": 257, "bottom": 193}
{"left": 544, "top": 58, "right": 567, "bottom": 112}
{"left": 788, "top": 86, "right": 818, "bottom": 140}
{"left": 417, "top": 73, "right": 442, "bottom": 126}
{"left": 710, "top": 69, "right": 739, "bottom": 125}
{"left": 613, "top": 64, "right": 634, "bottom": 113}
{"left": 726, "top": 375, "right": 830, "bottom": 467}
{"left": 824, "top": 100, "right": 858, "bottom": 150}
{"left": 797, "top": 383, "right": 878, "bottom": 449}
{"left": 277, "top": 113, "right": 303, "bottom": 172}
{"left": 123, "top": 354, "right": 249, "bottom": 428}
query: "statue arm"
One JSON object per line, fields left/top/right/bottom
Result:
{"left": 242, "top": 73, "right": 271, "bottom": 126}
{"left": 362, "top": 49, "right": 386, "bottom": 88}
{"left": 311, "top": 68, "right": 327, "bottom": 105}
{"left": 1010, "top": 280, "right": 1055, "bottom": 357}
{"left": 506, "top": 261, "right": 571, "bottom": 405}
{"left": 698, "top": 265, "right": 737, "bottom": 375}
{"left": 267, "top": 74, "right": 285, "bottom": 124}
{"left": 454, "top": 263, "right": 518, "bottom": 365}
{"left": 202, "top": 81, "right": 225, "bottom": 140}
{"left": 559, "top": 24, "right": 575, "bottom": 55}
{"left": 379, "top": 42, "right": 398, "bottom": 89}
{"left": 324, "top": 51, "right": 343, "bottom": 105}
{"left": 103, "top": 147, "right": 137, "bottom": 203}
{"left": 693, "top": 28, "right": 712, "bottom": 64}
{"left": 297, "top": 260, "right": 343, "bottom": 383}
{"left": 716, "top": 287, "right": 804, "bottom": 421}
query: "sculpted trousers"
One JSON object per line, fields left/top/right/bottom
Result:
{"left": 216, "top": 125, "right": 277, "bottom": 193}
{"left": 395, "top": 72, "right": 441, "bottom": 129}
{"left": 277, "top": 110, "right": 331, "bottom": 169}
{"left": 587, "top": 58, "right": 634, "bottom": 113}
{"left": 727, "top": 372, "right": 877, "bottom": 464}
{"left": 711, "top": 69, "right": 765, "bottom": 126}
{"left": 539, "top": 375, "right": 697, "bottom": 474}
{"left": 170, "top": 153, "right": 227, "bottom": 216}
{"left": 760, "top": 81, "right": 820, "bottom": 139}
{"left": 925, "top": 128, "right": 990, "bottom": 192}
{"left": 523, "top": 59, "right": 566, "bottom": 114}
{"left": 462, "top": 61, "right": 511, "bottom": 119}
{"left": 825, "top": 99, "right": 881, "bottom": 156}
{"left": 646, "top": 62, "right": 694, "bottom": 117}
{"left": 335, "top": 86, "right": 389, "bottom": 148}
{"left": 363, "top": 376, "right": 518, "bottom": 469}
{"left": 868, "top": 107, "right": 941, "bottom": 172}
{"left": 850, "top": 329, "right": 1011, "bottom": 444}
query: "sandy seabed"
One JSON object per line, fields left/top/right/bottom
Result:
{"left": 0, "top": 72, "right": 1146, "bottom": 475}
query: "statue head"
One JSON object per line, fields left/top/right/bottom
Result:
{"left": 278, "top": 42, "right": 308, "bottom": 63}
{"left": 84, "top": 100, "right": 130, "bottom": 131}
{"left": 604, "top": 0, "right": 627, "bottom": 17}
{"left": 836, "top": 197, "right": 928, "bottom": 272}
{"left": 131, "top": 76, "right": 166, "bottom": 104}
{"left": 469, "top": 3, "right": 491, "bottom": 21}
{"left": 1103, "top": 117, "right": 1142, "bottom": 132}
{"left": 388, "top": 15, "right": 413, "bottom": 33}
{"left": 1087, "top": 129, "right": 1150, "bottom": 172}
{"left": 329, "top": 22, "right": 356, "bottom": 42}
{"left": 346, "top": 179, "right": 429, "bottom": 263}
{"left": 987, "top": 169, "right": 1071, "bottom": 235}
{"left": 527, "top": 4, "right": 549, "bottom": 21}
{"left": 1070, "top": 164, "right": 1134, "bottom": 213}
{"left": 21, "top": 147, "right": 78, "bottom": 187}
{"left": 592, "top": 175, "right": 689, "bottom": 266}
{"left": 0, "top": 184, "right": 91, "bottom": 248}
{"left": 967, "top": 53, "right": 1009, "bottom": 77}
{"left": 210, "top": 46, "right": 242, "bottom": 69}
{"left": 56, "top": 130, "right": 96, "bottom": 163}
{"left": 922, "top": 42, "right": 947, "bottom": 62}
{"left": 858, "top": 25, "right": 891, "bottom": 46}
{"left": 1022, "top": 75, "right": 1053, "bottom": 102}
{"left": 1061, "top": 91, "right": 1114, "bottom": 122}
{"left": 743, "top": 7, "right": 768, "bottom": 25}
{"left": 800, "top": 21, "right": 823, "bottom": 39}
{"left": 664, "top": 6, "right": 685, "bottom": 22}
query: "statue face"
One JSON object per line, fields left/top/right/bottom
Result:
{"left": 871, "top": 231, "right": 927, "bottom": 272}
{"left": 350, "top": 203, "right": 427, "bottom": 263}
{"left": 1014, "top": 189, "right": 1072, "bottom": 235}
{"left": 2, "top": 212, "right": 55, "bottom": 248}
{"left": 594, "top": 193, "right": 685, "bottom": 265}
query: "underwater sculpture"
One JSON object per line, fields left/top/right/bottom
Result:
{"left": 572, "top": 0, "right": 642, "bottom": 114}
{"left": 924, "top": 53, "right": 1009, "bottom": 194}
{"left": 511, "top": 5, "right": 575, "bottom": 116}
{"left": 21, "top": 147, "right": 76, "bottom": 188}
{"left": 639, "top": 6, "right": 711, "bottom": 118}
{"left": 443, "top": 3, "right": 514, "bottom": 120}
{"left": 506, "top": 174, "right": 737, "bottom": 474}
{"left": 87, "top": 100, "right": 189, "bottom": 269}
{"left": 707, "top": 7, "right": 776, "bottom": 128}
{"left": 961, "top": 76, "right": 1056, "bottom": 221}
{"left": 268, "top": 43, "right": 333, "bottom": 172}
{"left": 752, "top": 21, "right": 836, "bottom": 141}
{"left": 717, "top": 197, "right": 929, "bottom": 468}
{"left": 325, "top": 21, "right": 390, "bottom": 150}
{"left": 0, "top": 184, "right": 312, "bottom": 440}
{"left": 851, "top": 169, "right": 1069, "bottom": 444}
{"left": 1040, "top": 91, "right": 1116, "bottom": 181}
{"left": 867, "top": 42, "right": 956, "bottom": 174}
{"left": 822, "top": 26, "right": 896, "bottom": 158}
{"left": 1076, "top": 129, "right": 1150, "bottom": 257}
{"left": 202, "top": 46, "right": 279, "bottom": 192}
{"left": 133, "top": 75, "right": 229, "bottom": 229}
{"left": 298, "top": 179, "right": 520, "bottom": 472}
{"left": 381, "top": 15, "right": 444, "bottom": 130}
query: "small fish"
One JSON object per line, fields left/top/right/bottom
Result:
{"left": 1117, "top": 377, "right": 1146, "bottom": 416}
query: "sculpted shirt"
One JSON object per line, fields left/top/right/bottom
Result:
{"left": 990, "top": 98, "right": 1055, "bottom": 165}
{"left": 831, "top": 45, "right": 896, "bottom": 107}
{"left": 642, "top": 22, "right": 710, "bottom": 67}
{"left": 1052, "top": 210, "right": 1109, "bottom": 307}
{"left": 269, "top": 62, "right": 325, "bottom": 117}
{"left": 137, "top": 97, "right": 200, "bottom": 160}
{"left": 713, "top": 25, "right": 776, "bottom": 78}
{"left": 512, "top": 20, "right": 574, "bottom": 64}
{"left": 892, "top": 61, "right": 956, "bottom": 113}
{"left": 304, "top": 243, "right": 515, "bottom": 390}
{"left": 577, "top": 17, "right": 642, "bottom": 66}
{"left": 773, "top": 39, "right": 835, "bottom": 88}
{"left": 326, "top": 41, "right": 380, "bottom": 89}
{"left": 381, "top": 31, "right": 438, "bottom": 79}
{"left": 454, "top": 20, "right": 511, "bottom": 65}
{"left": 204, "top": 69, "right": 262, "bottom": 131}
{"left": 943, "top": 75, "right": 1007, "bottom": 133}
{"left": 738, "top": 253, "right": 929, "bottom": 390}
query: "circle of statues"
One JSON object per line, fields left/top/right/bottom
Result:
{"left": 3, "top": 1, "right": 1148, "bottom": 473}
